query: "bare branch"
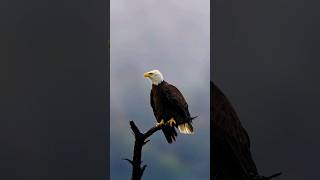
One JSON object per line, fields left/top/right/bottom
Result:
{"left": 127, "top": 120, "right": 164, "bottom": 180}
{"left": 123, "top": 158, "right": 133, "bottom": 165}
{"left": 141, "top": 165, "right": 147, "bottom": 175}
{"left": 143, "top": 140, "right": 150, "bottom": 145}
{"left": 267, "top": 172, "right": 282, "bottom": 179}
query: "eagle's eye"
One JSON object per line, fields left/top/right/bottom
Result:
{"left": 148, "top": 73, "right": 153, "bottom": 75}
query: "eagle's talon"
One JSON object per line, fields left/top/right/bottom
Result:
{"left": 156, "top": 119, "right": 165, "bottom": 127}
{"left": 166, "top": 118, "right": 176, "bottom": 127}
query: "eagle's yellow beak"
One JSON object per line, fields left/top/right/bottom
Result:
{"left": 144, "top": 72, "right": 151, "bottom": 78}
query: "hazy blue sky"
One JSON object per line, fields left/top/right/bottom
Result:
{"left": 111, "top": 0, "right": 210, "bottom": 179}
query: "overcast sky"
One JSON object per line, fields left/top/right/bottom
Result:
{"left": 111, "top": 0, "right": 210, "bottom": 179}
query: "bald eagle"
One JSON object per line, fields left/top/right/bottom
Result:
{"left": 144, "top": 70, "right": 196, "bottom": 143}
{"left": 211, "top": 82, "right": 281, "bottom": 180}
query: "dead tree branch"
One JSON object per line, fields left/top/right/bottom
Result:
{"left": 124, "top": 120, "right": 164, "bottom": 180}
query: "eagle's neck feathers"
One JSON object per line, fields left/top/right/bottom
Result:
{"left": 151, "top": 76, "right": 164, "bottom": 86}
{"left": 152, "top": 81, "right": 165, "bottom": 87}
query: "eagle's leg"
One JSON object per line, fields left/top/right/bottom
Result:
{"left": 156, "top": 119, "right": 165, "bottom": 127}
{"left": 166, "top": 118, "right": 176, "bottom": 127}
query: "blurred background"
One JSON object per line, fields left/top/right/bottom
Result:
{"left": 213, "top": 0, "right": 320, "bottom": 179}
{"left": 111, "top": 0, "right": 210, "bottom": 179}
{"left": 0, "top": 0, "right": 108, "bottom": 179}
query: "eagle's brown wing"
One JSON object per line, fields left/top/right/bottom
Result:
{"left": 150, "top": 89, "right": 177, "bottom": 143}
{"left": 162, "top": 82, "right": 191, "bottom": 118}
{"left": 211, "top": 82, "right": 258, "bottom": 180}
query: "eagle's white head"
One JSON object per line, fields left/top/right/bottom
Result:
{"left": 143, "top": 69, "right": 164, "bottom": 85}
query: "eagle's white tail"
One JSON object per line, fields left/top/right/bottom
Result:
{"left": 178, "top": 123, "right": 194, "bottom": 134}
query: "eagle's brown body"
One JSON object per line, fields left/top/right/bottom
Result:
{"left": 150, "top": 81, "right": 194, "bottom": 143}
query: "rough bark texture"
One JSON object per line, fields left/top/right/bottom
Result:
{"left": 125, "top": 121, "right": 164, "bottom": 180}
